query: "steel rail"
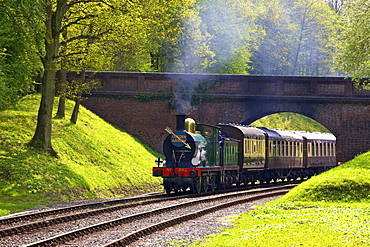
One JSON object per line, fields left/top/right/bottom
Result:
{"left": 23, "top": 185, "right": 293, "bottom": 247}
{"left": 104, "top": 189, "right": 288, "bottom": 247}
{"left": 0, "top": 193, "right": 191, "bottom": 237}
{"left": 0, "top": 193, "right": 165, "bottom": 226}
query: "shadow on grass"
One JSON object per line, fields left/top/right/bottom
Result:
{"left": 0, "top": 144, "right": 95, "bottom": 214}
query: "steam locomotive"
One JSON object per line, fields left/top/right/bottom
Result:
{"left": 153, "top": 115, "right": 336, "bottom": 194}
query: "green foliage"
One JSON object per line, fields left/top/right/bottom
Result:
{"left": 251, "top": 112, "right": 330, "bottom": 133}
{"left": 193, "top": 151, "right": 370, "bottom": 246}
{"left": 0, "top": 0, "right": 44, "bottom": 110}
{"left": 251, "top": 0, "right": 339, "bottom": 75}
{"left": 0, "top": 94, "right": 162, "bottom": 216}
{"left": 281, "top": 152, "right": 370, "bottom": 203}
{"left": 132, "top": 89, "right": 172, "bottom": 102}
{"left": 59, "top": 72, "right": 101, "bottom": 101}
{"left": 334, "top": 0, "right": 370, "bottom": 86}
{"left": 0, "top": 0, "right": 345, "bottom": 83}
{"left": 194, "top": 202, "right": 370, "bottom": 246}
{"left": 250, "top": 0, "right": 294, "bottom": 75}
{"left": 199, "top": 0, "right": 263, "bottom": 74}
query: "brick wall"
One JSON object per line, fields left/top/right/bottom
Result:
{"left": 78, "top": 72, "right": 370, "bottom": 162}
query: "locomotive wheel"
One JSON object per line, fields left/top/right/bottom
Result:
{"left": 225, "top": 175, "right": 232, "bottom": 189}
{"left": 193, "top": 177, "right": 202, "bottom": 194}
{"left": 165, "top": 186, "right": 172, "bottom": 195}
{"left": 209, "top": 176, "right": 216, "bottom": 191}
{"left": 202, "top": 176, "right": 208, "bottom": 192}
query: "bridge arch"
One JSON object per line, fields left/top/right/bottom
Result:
{"left": 77, "top": 71, "right": 370, "bottom": 163}
{"left": 245, "top": 112, "right": 331, "bottom": 134}
{"left": 239, "top": 106, "right": 336, "bottom": 135}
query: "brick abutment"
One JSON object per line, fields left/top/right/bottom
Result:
{"left": 72, "top": 71, "right": 370, "bottom": 163}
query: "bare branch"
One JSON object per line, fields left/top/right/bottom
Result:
{"left": 61, "top": 14, "right": 97, "bottom": 32}
{"left": 60, "top": 35, "right": 97, "bottom": 47}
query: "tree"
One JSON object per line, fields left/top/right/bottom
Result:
{"left": 55, "top": 2, "right": 116, "bottom": 120}
{"left": 29, "top": 1, "right": 65, "bottom": 155}
{"left": 173, "top": 0, "right": 215, "bottom": 73}
{"left": 116, "top": 0, "right": 214, "bottom": 73}
{"left": 250, "top": 0, "right": 295, "bottom": 75}
{"left": 334, "top": 0, "right": 370, "bottom": 86}
{"left": 66, "top": 71, "right": 101, "bottom": 124}
{"left": 279, "top": 0, "right": 339, "bottom": 76}
{"left": 29, "top": 0, "right": 130, "bottom": 155}
{"left": 198, "top": 0, "right": 264, "bottom": 74}
{"left": 326, "top": 0, "right": 345, "bottom": 13}
{"left": 0, "top": 0, "right": 43, "bottom": 110}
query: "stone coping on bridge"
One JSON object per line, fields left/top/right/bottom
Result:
{"left": 63, "top": 71, "right": 370, "bottom": 102}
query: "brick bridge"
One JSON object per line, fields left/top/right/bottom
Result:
{"left": 78, "top": 72, "right": 370, "bottom": 163}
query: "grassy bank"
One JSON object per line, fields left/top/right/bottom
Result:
{"left": 0, "top": 94, "right": 162, "bottom": 216}
{"left": 194, "top": 152, "right": 370, "bottom": 246}
{"left": 251, "top": 112, "right": 330, "bottom": 133}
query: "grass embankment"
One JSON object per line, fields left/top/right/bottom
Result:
{"left": 0, "top": 94, "right": 162, "bottom": 216}
{"left": 194, "top": 152, "right": 370, "bottom": 246}
{"left": 251, "top": 112, "right": 330, "bottom": 133}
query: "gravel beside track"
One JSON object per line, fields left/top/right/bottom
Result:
{"left": 0, "top": 190, "right": 281, "bottom": 247}
{"left": 124, "top": 196, "right": 279, "bottom": 247}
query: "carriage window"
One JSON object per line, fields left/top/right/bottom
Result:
{"left": 261, "top": 140, "right": 264, "bottom": 155}
{"left": 273, "top": 141, "right": 277, "bottom": 156}
{"left": 285, "top": 141, "right": 287, "bottom": 156}
{"left": 270, "top": 141, "right": 273, "bottom": 156}
{"left": 244, "top": 139, "right": 249, "bottom": 155}
{"left": 333, "top": 143, "right": 336, "bottom": 155}
{"left": 286, "top": 142, "right": 289, "bottom": 157}
{"left": 297, "top": 143, "right": 300, "bottom": 156}
{"left": 294, "top": 143, "right": 297, "bottom": 157}
{"left": 330, "top": 143, "right": 333, "bottom": 156}
{"left": 320, "top": 143, "right": 323, "bottom": 156}
{"left": 313, "top": 142, "right": 316, "bottom": 157}
{"left": 322, "top": 143, "right": 325, "bottom": 156}
{"left": 279, "top": 141, "right": 282, "bottom": 156}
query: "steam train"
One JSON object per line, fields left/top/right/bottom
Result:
{"left": 153, "top": 115, "right": 337, "bottom": 194}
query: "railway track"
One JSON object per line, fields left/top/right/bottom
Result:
{"left": 0, "top": 192, "right": 166, "bottom": 226}
{"left": 0, "top": 184, "right": 294, "bottom": 246}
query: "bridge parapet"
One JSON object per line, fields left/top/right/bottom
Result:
{"left": 76, "top": 72, "right": 370, "bottom": 103}
{"left": 73, "top": 71, "right": 370, "bottom": 163}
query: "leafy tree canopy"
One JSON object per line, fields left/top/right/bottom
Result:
{"left": 334, "top": 0, "right": 370, "bottom": 86}
{"left": 0, "top": 0, "right": 44, "bottom": 110}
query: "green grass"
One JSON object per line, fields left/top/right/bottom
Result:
{"left": 0, "top": 94, "right": 162, "bottom": 216}
{"left": 251, "top": 112, "right": 330, "bottom": 133}
{"left": 193, "top": 152, "right": 370, "bottom": 246}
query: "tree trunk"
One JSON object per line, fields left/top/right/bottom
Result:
{"left": 29, "top": 66, "right": 57, "bottom": 156}
{"left": 70, "top": 98, "right": 80, "bottom": 124}
{"left": 29, "top": 1, "right": 66, "bottom": 156}
{"left": 56, "top": 69, "right": 67, "bottom": 118}
{"left": 56, "top": 96, "right": 66, "bottom": 119}
{"left": 70, "top": 70, "right": 85, "bottom": 124}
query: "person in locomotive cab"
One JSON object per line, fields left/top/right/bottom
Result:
{"left": 218, "top": 131, "right": 224, "bottom": 146}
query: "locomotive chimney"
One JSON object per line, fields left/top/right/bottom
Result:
{"left": 176, "top": 114, "right": 186, "bottom": 131}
